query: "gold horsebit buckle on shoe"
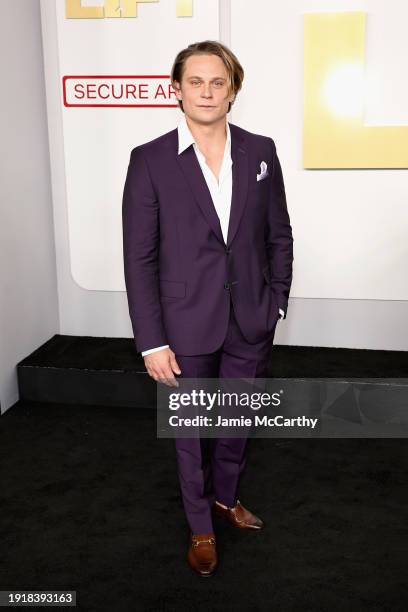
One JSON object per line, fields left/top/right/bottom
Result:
{"left": 192, "top": 537, "right": 215, "bottom": 547}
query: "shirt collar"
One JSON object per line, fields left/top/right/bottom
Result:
{"left": 177, "top": 114, "right": 231, "bottom": 156}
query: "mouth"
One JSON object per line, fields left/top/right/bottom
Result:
{"left": 198, "top": 105, "right": 215, "bottom": 108}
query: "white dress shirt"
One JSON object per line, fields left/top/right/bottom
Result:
{"left": 141, "top": 115, "right": 284, "bottom": 357}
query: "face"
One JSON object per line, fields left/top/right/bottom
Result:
{"left": 173, "top": 53, "right": 235, "bottom": 125}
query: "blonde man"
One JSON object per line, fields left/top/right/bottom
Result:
{"left": 122, "top": 40, "right": 293, "bottom": 577}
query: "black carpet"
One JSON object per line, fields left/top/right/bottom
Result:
{"left": 1, "top": 398, "right": 408, "bottom": 611}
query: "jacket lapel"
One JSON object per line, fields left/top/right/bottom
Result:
{"left": 175, "top": 122, "right": 249, "bottom": 248}
{"left": 227, "top": 123, "right": 249, "bottom": 247}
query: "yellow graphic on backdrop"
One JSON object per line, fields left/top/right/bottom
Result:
{"left": 303, "top": 12, "right": 408, "bottom": 168}
{"left": 65, "top": 0, "right": 193, "bottom": 18}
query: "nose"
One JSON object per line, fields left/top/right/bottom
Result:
{"left": 201, "top": 83, "right": 213, "bottom": 98}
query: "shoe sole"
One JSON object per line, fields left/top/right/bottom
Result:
{"left": 188, "top": 563, "right": 218, "bottom": 578}
{"left": 213, "top": 508, "right": 264, "bottom": 529}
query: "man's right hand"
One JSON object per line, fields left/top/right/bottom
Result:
{"left": 143, "top": 347, "right": 181, "bottom": 387}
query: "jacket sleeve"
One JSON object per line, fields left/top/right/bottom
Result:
{"left": 265, "top": 138, "right": 294, "bottom": 319}
{"left": 122, "top": 146, "right": 168, "bottom": 353}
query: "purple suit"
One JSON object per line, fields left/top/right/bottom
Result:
{"left": 122, "top": 121, "right": 293, "bottom": 534}
{"left": 122, "top": 122, "right": 293, "bottom": 356}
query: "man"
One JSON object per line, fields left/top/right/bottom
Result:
{"left": 122, "top": 40, "right": 293, "bottom": 577}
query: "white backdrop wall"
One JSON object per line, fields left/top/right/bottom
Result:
{"left": 49, "top": 0, "right": 408, "bottom": 302}
{"left": 0, "top": 0, "right": 59, "bottom": 415}
{"left": 41, "top": 0, "right": 407, "bottom": 355}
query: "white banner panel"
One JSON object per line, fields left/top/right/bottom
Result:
{"left": 231, "top": 0, "right": 408, "bottom": 301}
{"left": 52, "top": 0, "right": 219, "bottom": 290}
{"left": 44, "top": 0, "right": 408, "bottom": 303}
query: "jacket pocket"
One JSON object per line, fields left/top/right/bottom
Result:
{"left": 159, "top": 279, "right": 186, "bottom": 298}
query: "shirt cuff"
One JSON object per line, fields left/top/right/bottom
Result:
{"left": 141, "top": 345, "right": 169, "bottom": 357}
{"left": 278, "top": 308, "right": 285, "bottom": 320}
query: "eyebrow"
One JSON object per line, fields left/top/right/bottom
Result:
{"left": 186, "top": 76, "right": 226, "bottom": 80}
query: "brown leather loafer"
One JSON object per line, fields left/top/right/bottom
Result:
{"left": 187, "top": 532, "right": 217, "bottom": 577}
{"left": 213, "top": 499, "right": 264, "bottom": 530}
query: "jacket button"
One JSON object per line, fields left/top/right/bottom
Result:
{"left": 226, "top": 247, "right": 231, "bottom": 254}
{"left": 224, "top": 282, "right": 230, "bottom": 290}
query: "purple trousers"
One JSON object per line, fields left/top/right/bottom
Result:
{"left": 174, "top": 297, "right": 277, "bottom": 534}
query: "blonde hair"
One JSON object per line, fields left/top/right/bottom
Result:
{"left": 170, "top": 40, "right": 244, "bottom": 113}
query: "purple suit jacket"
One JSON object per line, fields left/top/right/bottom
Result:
{"left": 122, "top": 121, "right": 293, "bottom": 356}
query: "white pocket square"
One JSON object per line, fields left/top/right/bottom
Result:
{"left": 257, "top": 161, "right": 269, "bottom": 181}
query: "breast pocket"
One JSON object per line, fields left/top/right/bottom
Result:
{"left": 249, "top": 169, "right": 271, "bottom": 203}
{"left": 256, "top": 173, "right": 272, "bottom": 193}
